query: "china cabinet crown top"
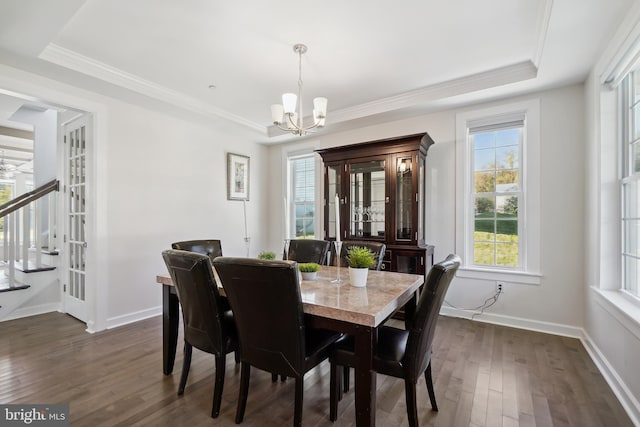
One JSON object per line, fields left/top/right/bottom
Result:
{"left": 315, "top": 132, "right": 434, "bottom": 162}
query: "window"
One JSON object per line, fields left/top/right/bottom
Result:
{"left": 470, "top": 124, "right": 522, "bottom": 268}
{"left": 289, "top": 154, "right": 316, "bottom": 239}
{"left": 456, "top": 100, "right": 540, "bottom": 283}
{"left": 0, "top": 181, "right": 13, "bottom": 242}
{"left": 621, "top": 70, "right": 640, "bottom": 297}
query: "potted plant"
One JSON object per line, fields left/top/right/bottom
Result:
{"left": 298, "top": 263, "right": 320, "bottom": 280}
{"left": 258, "top": 251, "right": 276, "bottom": 260}
{"left": 345, "top": 246, "right": 375, "bottom": 287}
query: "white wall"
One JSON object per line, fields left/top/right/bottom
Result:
{"left": 268, "top": 84, "right": 586, "bottom": 332}
{"left": 105, "top": 101, "right": 267, "bottom": 324}
{"left": 0, "top": 64, "right": 268, "bottom": 330}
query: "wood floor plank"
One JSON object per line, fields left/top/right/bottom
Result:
{"left": 0, "top": 313, "right": 634, "bottom": 426}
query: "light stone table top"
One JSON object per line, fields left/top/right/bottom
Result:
{"left": 156, "top": 265, "right": 423, "bottom": 327}
{"left": 298, "top": 266, "right": 423, "bottom": 327}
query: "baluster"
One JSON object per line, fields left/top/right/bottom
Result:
{"left": 2, "top": 216, "right": 7, "bottom": 263}
{"left": 22, "top": 205, "right": 29, "bottom": 269}
{"left": 47, "top": 192, "right": 55, "bottom": 252}
{"left": 14, "top": 212, "right": 20, "bottom": 271}
{"left": 8, "top": 212, "right": 15, "bottom": 287}
{"left": 35, "top": 198, "right": 42, "bottom": 268}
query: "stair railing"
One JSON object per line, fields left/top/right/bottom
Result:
{"left": 0, "top": 179, "right": 59, "bottom": 288}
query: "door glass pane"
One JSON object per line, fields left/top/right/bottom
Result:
{"left": 396, "top": 156, "right": 412, "bottom": 240}
{"left": 327, "top": 165, "right": 341, "bottom": 239}
{"left": 350, "top": 160, "right": 385, "bottom": 239}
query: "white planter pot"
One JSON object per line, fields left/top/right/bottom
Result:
{"left": 348, "top": 267, "right": 368, "bottom": 287}
{"left": 300, "top": 271, "right": 318, "bottom": 281}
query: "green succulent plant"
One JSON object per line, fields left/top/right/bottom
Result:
{"left": 345, "top": 246, "right": 376, "bottom": 269}
{"left": 257, "top": 251, "right": 276, "bottom": 260}
{"left": 298, "top": 263, "right": 320, "bottom": 273}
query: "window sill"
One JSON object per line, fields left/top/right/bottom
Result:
{"left": 592, "top": 287, "right": 640, "bottom": 340}
{"left": 457, "top": 267, "right": 542, "bottom": 285}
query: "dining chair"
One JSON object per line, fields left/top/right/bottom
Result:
{"left": 286, "top": 239, "right": 331, "bottom": 264}
{"left": 171, "top": 239, "right": 223, "bottom": 262}
{"left": 161, "top": 249, "right": 239, "bottom": 418}
{"left": 329, "top": 254, "right": 461, "bottom": 426}
{"left": 171, "top": 239, "right": 232, "bottom": 314}
{"left": 212, "top": 257, "right": 343, "bottom": 427}
{"left": 334, "top": 240, "right": 386, "bottom": 270}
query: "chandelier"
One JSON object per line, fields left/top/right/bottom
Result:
{"left": 270, "top": 44, "right": 328, "bottom": 136}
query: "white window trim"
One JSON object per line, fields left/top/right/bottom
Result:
{"left": 282, "top": 141, "right": 322, "bottom": 239}
{"left": 455, "top": 99, "right": 541, "bottom": 285}
{"left": 590, "top": 3, "right": 640, "bottom": 339}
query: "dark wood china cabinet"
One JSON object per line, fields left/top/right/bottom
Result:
{"left": 316, "top": 132, "right": 435, "bottom": 279}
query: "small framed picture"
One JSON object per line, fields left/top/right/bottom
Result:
{"left": 227, "top": 153, "right": 250, "bottom": 200}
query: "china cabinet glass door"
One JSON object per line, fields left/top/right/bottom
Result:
{"left": 349, "top": 159, "right": 386, "bottom": 239}
{"left": 395, "top": 155, "right": 414, "bottom": 241}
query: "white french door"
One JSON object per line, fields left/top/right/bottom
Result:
{"left": 62, "top": 114, "right": 91, "bottom": 322}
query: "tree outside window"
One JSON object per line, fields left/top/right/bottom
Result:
{"left": 0, "top": 182, "right": 14, "bottom": 241}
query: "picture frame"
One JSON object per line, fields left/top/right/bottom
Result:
{"left": 227, "top": 153, "right": 250, "bottom": 200}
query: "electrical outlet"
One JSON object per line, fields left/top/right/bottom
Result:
{"left": 496, "top": 282, "right": 504, "bottom": 293}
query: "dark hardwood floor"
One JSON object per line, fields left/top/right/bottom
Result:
{"left": 0, "top": 312, "right": 633, "bottom": 426}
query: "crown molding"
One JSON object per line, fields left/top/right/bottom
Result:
{"left": 267, "top": 60, "right": 537, "bottom": 137}
{"left": 533, "top": 0, "right": 553, "bottom": 68}
{"left": 39, "top": 43, "right": 266, "bottom": 134}
{"left": 39, "top": 44, "right": 537, "bottom": 140}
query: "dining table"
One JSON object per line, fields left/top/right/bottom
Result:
{"left": 156, "top": 264, "right": 424, "bottom": 427}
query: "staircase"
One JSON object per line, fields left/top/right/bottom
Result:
{"left": 0, "top": 179, "right": 60, "bottom": 321}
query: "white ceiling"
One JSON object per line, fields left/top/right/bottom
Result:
{"left": 0, "top": 0, "right": 634, "bottom": 142}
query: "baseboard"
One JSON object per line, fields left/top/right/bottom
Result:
{"left": 581, "top": 331, "right": 640, "bottom": 426}
{"left": 439, "top": 306, "right": 640, "bottom": 425}
{"left": 439, "top": 306, "right": 583, "bottom": 338}
{"left": 4, "top": 302, "right": 61, "bottom": 322}
{"left": 105, "top": 306, "right": 162, "bottom": 329}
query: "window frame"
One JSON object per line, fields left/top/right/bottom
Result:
{"left": 283, "top": 143, "right": 322, "bottom": 241}
{"left": 620, "top": 70, "right": 640, "bottom": 298}
{"left": 289, "top": 153, "right": 317, "bottom": 239}
{"left": 455, "top": 100, "right": 541, "bottom": 285}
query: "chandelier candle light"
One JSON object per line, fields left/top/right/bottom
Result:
{"left": 332, "top": 193, "right": 342, "bottom": 283}
{"left": 270, "top": 44, "right": 328, "bottom": 136}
